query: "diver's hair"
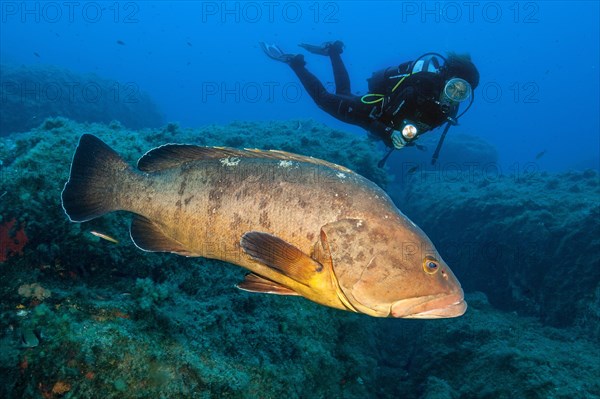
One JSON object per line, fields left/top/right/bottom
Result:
{"left": 443, "top": 52, "right": 480, "bottom": 89}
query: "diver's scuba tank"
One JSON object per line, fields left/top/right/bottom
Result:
{"left": 367, "top": 63, "right": 411, "bottom": 94}
{"left": 366, "top": 53, "right": 445, "bottom": 95}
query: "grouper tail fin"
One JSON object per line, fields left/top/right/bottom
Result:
{"left": 61, "top": 134, "right": 130, "bottom": 222}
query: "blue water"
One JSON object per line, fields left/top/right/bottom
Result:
{"left": 2, "top": 1, "right": 598, "bottom": 173}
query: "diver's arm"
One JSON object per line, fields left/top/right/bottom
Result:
{"left": 367, "top": 87, "right": 416, "bottom": 149}
{"left": 367, "top": 120, "right": 395, "bottom": 148}
{"left": 367, "top": 121, "right": 412, "bottom": 149}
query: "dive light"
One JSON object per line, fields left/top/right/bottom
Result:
{"left": 401, "top": 121, "right": 418, "bottom": 140}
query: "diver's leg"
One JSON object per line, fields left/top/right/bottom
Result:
{"left": 330, "top": 51, "right": 351, "bottom": 96}
{"left": 289, "top": 62, "right": 373, "bottom": 131}
{"left": 289, "top": 61, "right": 343, "bottom": 117}
{"left": 290, "top": 61, "right": 370, "bottom": 129}
{"left": 298, "top": 40, "right": 350, "bottom": 95}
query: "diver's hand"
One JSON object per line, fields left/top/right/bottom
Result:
{"left": 391, "top": 130, "right": 406, "bottom": 149}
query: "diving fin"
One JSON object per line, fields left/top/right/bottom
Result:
{"left": 298, "top": 40, "right": 344, "bottom": 56}
{"left": 259, "top": 42, "right": 304, "bottom": 65}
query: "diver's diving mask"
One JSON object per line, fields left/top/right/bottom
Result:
{"left": 442, "top": 78, "right": 472, "bottom": 103}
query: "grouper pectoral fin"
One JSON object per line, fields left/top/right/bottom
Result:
{"left": 236, "top": 273, "right": 300, "bottom": 296}
{"left": 240, "top": 231, "right": 324, "bottom": 287}
{"left": 130, "top": 215, "right": 196, "bottom": 256}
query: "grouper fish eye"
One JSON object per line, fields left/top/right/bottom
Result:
{"left": 424, "top": 256, "right": 440, "bottom": 274}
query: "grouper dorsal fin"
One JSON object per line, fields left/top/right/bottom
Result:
{"left": 137, "top": 145, "right": 244, "bottom": 172}
{"left": 130, "top": 215, "right": 196, "bottom": 256}
{"left": 236, "top": 273, "right": 300, "bottom": 296}
{"left": 240, "top": 231, "right": 324, "bottom": 287}
{"left": 137, "top": 144, "right": 353, "bottom": 174}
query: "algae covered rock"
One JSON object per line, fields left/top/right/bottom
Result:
{"left": 378, "top": 292, "right": 600, "bottom": 398}
{"left": 400, "top": 167, "right": 600, "bottom": 336}
{"left": 0, "top": 64, "right": 164, "bottom": 135}
{"left": 386, "top": 132, "right": 498, "bottom": 175}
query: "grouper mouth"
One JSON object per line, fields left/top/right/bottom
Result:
{"left": 390, "top": 292, "right": 467, "bottom": 319}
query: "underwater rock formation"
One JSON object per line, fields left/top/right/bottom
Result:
{"left": 386, "top": 132, "right": 499, "bottom": 176}
{"left": 400, "top": 165, "right": 600, "bottom": 336}
{"left": 0, "top": 64, "right": 164, "bottom": 135}
{"left": 0, "top": 118, "right": 598, "bottom": 398}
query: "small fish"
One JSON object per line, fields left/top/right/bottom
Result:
{"left": 116, "top": 40, "right": 125, "bottom": 46}
{"left": 407, "top": 165, "right": 419, "bottom": 174}
{"left": 20, "top": 328, "right": 39, "bottom": 348}
{"left": 33, "top": 52, "right": 40, "bottom": 58}
{"left": 535, "top": 150, "right": 546, "bottom": 160}
{"left": 186, "top": 41, "right": 192, "bottom": 47}
{"left": 62, "top": 135, "right": 465, "bottom": 318}
{"left": 90, "top": 231, "right": 119, "bottom": 244}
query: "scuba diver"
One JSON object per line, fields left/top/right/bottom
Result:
{"left": 259, "top": 41, "right": 480, "bottom": 166}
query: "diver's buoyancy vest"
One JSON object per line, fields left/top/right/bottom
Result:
{"left": 367, "top": 55, "right": 442, "bottom": 95}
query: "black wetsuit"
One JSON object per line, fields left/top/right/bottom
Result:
{"left": 289, "top": 54, "right": 457, "bottom": 148}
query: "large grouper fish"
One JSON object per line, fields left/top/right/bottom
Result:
{"left": 61, "top": 134, "right": 466, "bottom": 318}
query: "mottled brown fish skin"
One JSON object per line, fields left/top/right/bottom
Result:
{"left": 117, "top": 157, "right": 393, "bottom": 310}
{"left": 62, "top": 135, "right": 465, "bottom": 317}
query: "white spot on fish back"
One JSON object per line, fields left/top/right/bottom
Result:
{"left": 336, "top": 172, "right": 346, "bottom": 179}
{"left": 220, "top": 157, "right": 240, "bottom": 166}
{"left": 356, "top": 220, "right": 363, "bottom": 228}
{"left": 278, "top": 160, "right": 293, "bottom": 168}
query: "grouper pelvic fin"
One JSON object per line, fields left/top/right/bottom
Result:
{"left": 130, "top": 215, "right": 196, "bottom": 256}
{"left": 240, "top": 231, "right": 324, "bottom": 287}
{"left": 137, "top": 144, "right": 353, "bottom": 174}
{"left": 236, "top": 273, "right": 300, "bottom": 296}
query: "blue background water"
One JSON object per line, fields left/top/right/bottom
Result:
{"left": 1, "top": 1, "right": 598, "bottom": 172}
